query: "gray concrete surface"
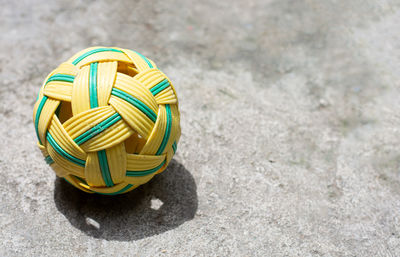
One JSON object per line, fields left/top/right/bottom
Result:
{"left": 1, "top": 0, "right": 400, "bottom": 256}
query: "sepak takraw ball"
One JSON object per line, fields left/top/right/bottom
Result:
{"left": 33, "top": 47, "right": 181, "bottom": 195}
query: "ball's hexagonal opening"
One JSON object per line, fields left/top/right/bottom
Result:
{"left": 117, "top": 62, "right": 138, "bottom": 77}
{"left": 124, "top": 133, "right": 146, "bottom": 154}
{"left": 56, "top": 101, "right": 73, "bottom": 123}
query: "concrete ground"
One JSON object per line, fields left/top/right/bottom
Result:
{"left": 1, "top": 0, "right": 400, "bottom": 256}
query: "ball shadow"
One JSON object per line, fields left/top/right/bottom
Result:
{"left": 53, "top": 160, "right": 198, "bottom": 241}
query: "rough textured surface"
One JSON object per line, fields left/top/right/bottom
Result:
{"left": 1, "top": 0, "right": 400, "bottom": 256}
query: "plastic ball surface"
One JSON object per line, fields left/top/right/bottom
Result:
{"left": 33, "top": 47, "right": 181, "bottom": 195}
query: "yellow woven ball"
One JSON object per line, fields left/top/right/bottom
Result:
{"left": 33, "top": 47, "right": 181, "bottom": 195}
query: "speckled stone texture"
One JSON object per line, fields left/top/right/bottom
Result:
{"left": 1, "top": 0, "right": 400, "bottom": 256}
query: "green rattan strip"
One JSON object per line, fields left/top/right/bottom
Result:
{"left": 97, "top": 150, "right": 113, "bottom": 187}
{"left": 150, "top": 79, "right": 170, "bottom": 96}
{"left": 74, "top": 113, "right": 122, "bottom": 145}
{"left": 172, "top": 141, "right": 177, "bottom": 154}
{"left": 89, "top": 62, "right": 99, "bottom": 109}
{"left": 111, "top": 88, "right": 157, "bottom": 122}
{"left": 72, "top": 48, "right": 123, "bottom": 65}
{"left": 46, "top": 132, "right": 85, "bottom": 167}
{"left": 133, "top": 51, "right": 153, "bottom": 68}
{"left": 156, "top": 104, "right": 172, "bottom": 155}
{"left": 65, "top": 176, "right": 134, "bottom": 195}
{"left": 45, "top": 155, "right": 54, "bottom": 164}
{"left": 46, "top": 74, "right": 75, "bottom": 84}
{"left": 34, "top": 96, "right": 48, "bottom": 145}
{"left": 126, "top": 160, "right": 166, "bottom": 177}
